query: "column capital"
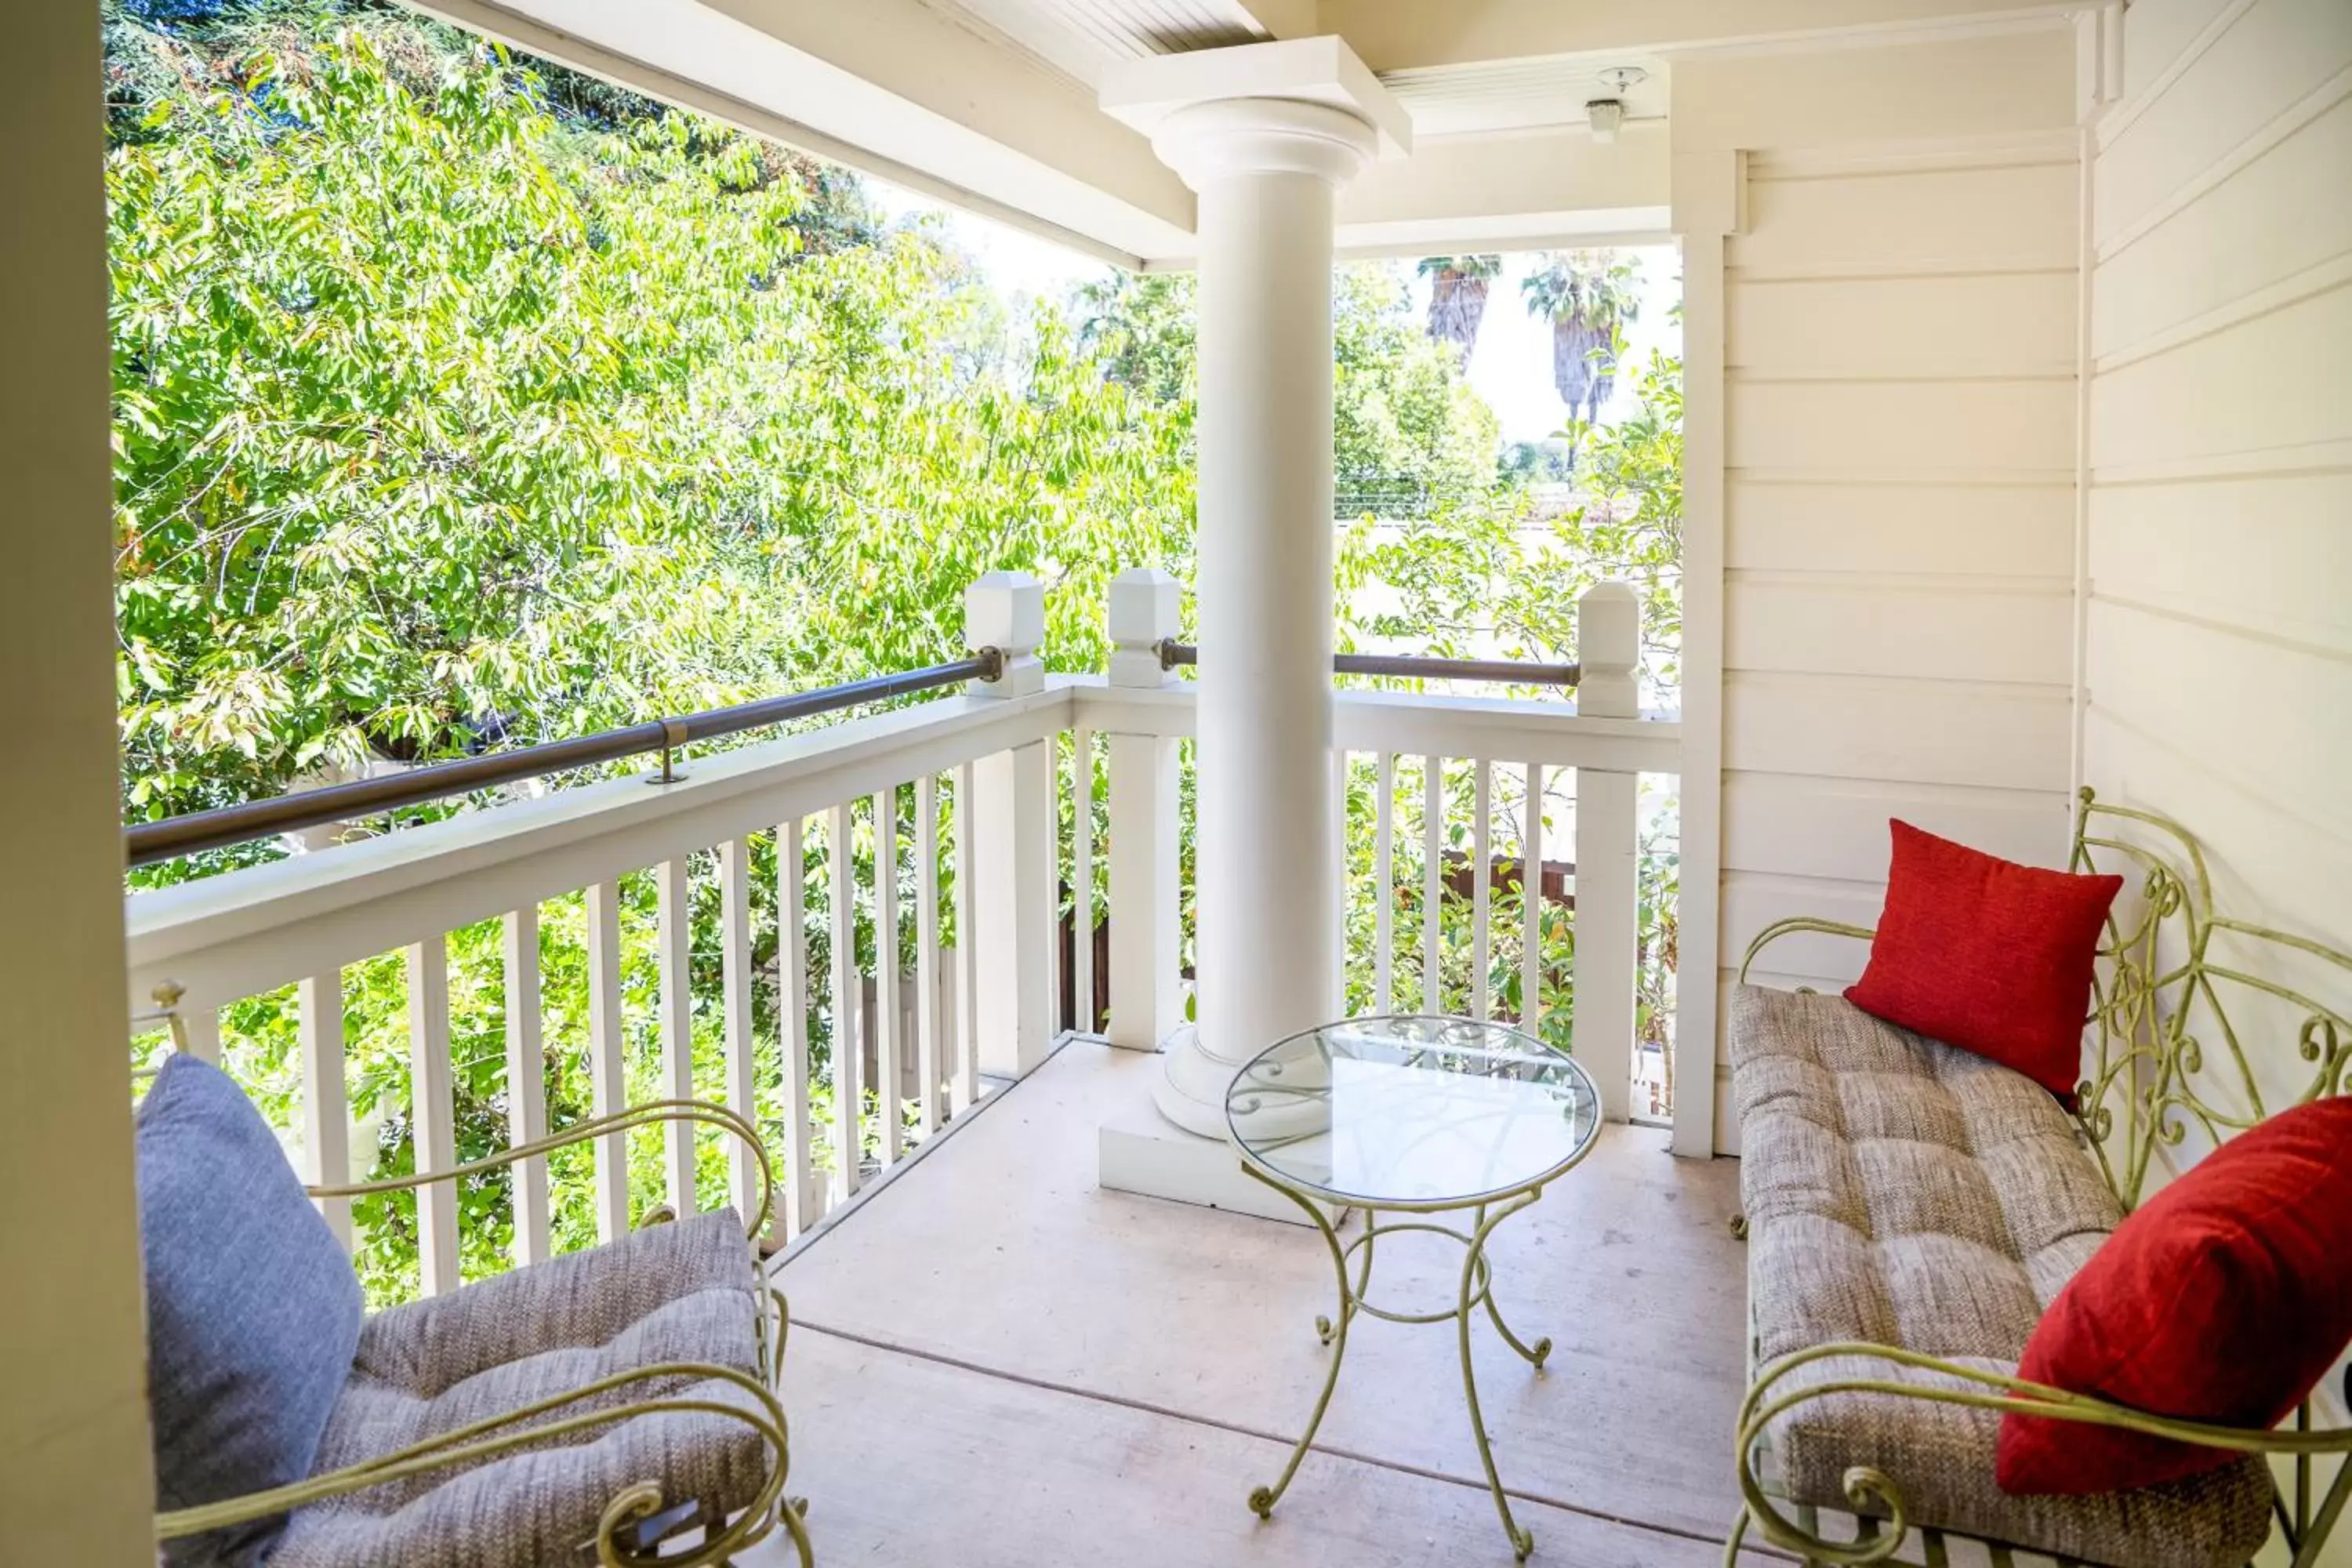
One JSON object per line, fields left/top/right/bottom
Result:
{"left": 1102, "top": 36, "right": 1408, "bottom": 190}
{"left": 1149, "top": 98, "right": 1379, "bottom": 191}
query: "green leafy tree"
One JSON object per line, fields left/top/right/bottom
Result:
{"left": 1415, "top": 253, "right": 1503, "bottom": 358}
{"left": 1521, "top": 249, "right": 1642, "bottom": 431}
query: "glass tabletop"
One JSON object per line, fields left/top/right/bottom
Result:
{"left": 1224, "top": 1015, "right": 1602, "bottom": 1209}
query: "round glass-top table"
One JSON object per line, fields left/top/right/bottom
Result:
{"left": 1223, "top": 1016, "right": 1603, "bottom": 1561}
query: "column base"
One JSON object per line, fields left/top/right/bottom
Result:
{"left": 1097, "top": 1029, "right": 1328, "bottom": 1225}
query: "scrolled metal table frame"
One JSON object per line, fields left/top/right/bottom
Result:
{"left": 1229, "top": 1027, "right": 1600, "bottom": 1563}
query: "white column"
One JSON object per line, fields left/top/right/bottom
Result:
{"left": 1105, "top": 568, "right": 1183, "bottom": 1052}
{"left": 1144, "top": 98, "right": 1381, "bottom": 1138}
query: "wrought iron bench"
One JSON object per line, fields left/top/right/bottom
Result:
{"left": 1723, "top": 789, "right": 2351, "bottom": 1568}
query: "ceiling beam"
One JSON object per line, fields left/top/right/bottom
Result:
{"left": 412, "top": 0, "right": 1196, "bottom": 265}
{"left": 1319, "top": 0, "right": 2085, "bottom": 71}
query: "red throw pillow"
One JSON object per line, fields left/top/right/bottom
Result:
{"left": 1998, "top": 1097, "right": 2352, "bottom": 1494}
{"left": 1844, "top": 820, "right": 2121, "bottom": 1099}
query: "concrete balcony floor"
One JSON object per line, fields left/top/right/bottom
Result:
{"left": 757, "top": 1039, "right": 1752, "bottom": 1566}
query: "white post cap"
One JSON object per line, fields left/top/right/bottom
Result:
{"left": 1109, "top": 567, "right": 1181, "bottom": 689}
{"left": 966, "top": 570, "right": 1046, "bottom": 698}
{"left": 1577, "top": 581, "right": 1640, "bottom": 719}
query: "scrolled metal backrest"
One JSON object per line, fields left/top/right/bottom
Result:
{"left": 2071, "top": 787, "right": 2352, "bottom": 1210}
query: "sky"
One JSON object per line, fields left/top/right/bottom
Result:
{"left": 868, "top": 180, "right": 1679, "bottom": 445}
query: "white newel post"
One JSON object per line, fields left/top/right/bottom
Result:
{"left": 1105, "top": 568, "right": 1185, "bottom": 1052}
{"left": 1572, "top": 582, "right": 1641, "bottom": 1123}
{"left": 964, "top": 572, "right": 1055, "bottom": 1080}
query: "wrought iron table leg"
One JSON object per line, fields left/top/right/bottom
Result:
{"left": 1461, "top": 1191, "right": 1543, "bottom": 1560}
{"left": 1320, "top": 1207, "right": 1374, "bottom": 1345}
{"left": 1475, "top": 1198, "right": 1554, "bottom": 1370}
{"left": 1243, "top": 1165, "right": 1356, "bottom": 1520}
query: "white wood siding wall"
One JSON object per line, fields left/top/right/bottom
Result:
{"left": 2084, "top": 0, "right": 2352, "bottom": 1122}
{"left": 1708, "top": 129, "right": 2084, "bottom": 1152}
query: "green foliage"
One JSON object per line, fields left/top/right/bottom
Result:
{"left": 107, "top": 2, "right": 1687, "bottom": 1298}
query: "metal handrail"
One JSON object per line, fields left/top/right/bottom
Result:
{"left": 123, "top": 650, "right": 1004, "bottom": 868}
{"left": 1153, "top": 640, "right": 1580, "bottom": 689}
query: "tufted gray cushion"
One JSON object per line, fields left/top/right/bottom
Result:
{"left": 1730, "top": 985, "right": 2274, "bottom": 1568}
{"left": 138, "top": 1054, "right": 365, "bottom": 1567}
{"left": 272, "top": 1207, "right": 771, "bottom": 1568}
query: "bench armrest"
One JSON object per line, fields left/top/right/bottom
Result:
{"left": 307, "top": 1098, "right": 775, "bottom": 1243}
{"left": 1737, "top": 917, "right": 1875, "bottom": 984}
{"left": 154, "top": 1359, "right": 811, "bottom": 1568}
{"left": 1725, "top": 1341, "right": 2352, "bottom": 1568}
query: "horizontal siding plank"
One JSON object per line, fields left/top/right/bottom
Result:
{"left": 1730, "top": 272, "right": 2077, "bottom": 379}
{"left": 1727, "top": 480, "right": 2075, "bottom": 578}
{"left": 1726, "top": 670, "right": 2074, "bottom": 792}
{"left": 1722, "top": 872, "right": 1883, "bottom": 989}
{"left": 2122, "top": 0, "right": 2245, "bottom": 99}
{"left": 2096, "top": 0, "right": 2352, "bottom": 247}
{"left": 1727, "top": 577, "right": 2074, "bottom": 684}
{"left": 2087, "top": 597, "right": 2352, "bottom": 839}
{"left": 2088, "top": 281, "right": 2352, "bottom": 470}
{"left": 2088, "top": 471, "right": 2352, "bottom": 659}
{"left": 2083, "top": 705, "right": 2352, "bottom": 956}
{"left": 1731, "top": 377, "right": 2076, "bottom": 475}
{"left": 2094, "top": 93, "right": 2352, "bottom": 358}
{"left": 1723, "top": 771, "right": 2071, "bottom": 881}
{"left": 1727, "top": 163, "right": 2077, "bottom": 279}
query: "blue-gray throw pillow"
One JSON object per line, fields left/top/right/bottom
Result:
{"left": 138, "top": 1054, "right": 364, "bottom": 1566}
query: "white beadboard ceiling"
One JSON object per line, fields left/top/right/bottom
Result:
{"left": 917, "top": 0, "right": 1668, "bottom": 136}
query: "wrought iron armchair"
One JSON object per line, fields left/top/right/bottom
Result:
{"left": 1725, "top": 788, "right": 2352, "bottom": 1568}
{"left": 139, "top": 1039, "right": 815, "bottom": 1568}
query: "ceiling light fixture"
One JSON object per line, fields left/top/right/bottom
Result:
{"left": 1587, "top": 65, "right": 1647, "bottom": 144}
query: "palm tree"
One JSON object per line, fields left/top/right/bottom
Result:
{"left": 1416, "top": 254, "right": 1504, "bottom": 358}
{"left": 1520, "top": 250, "right": 1642, "bottom": 430}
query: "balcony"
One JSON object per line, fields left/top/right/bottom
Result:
{"left": 124, "top": 573, "right": 1719, "bottom": 1561}
{"left": 13, "top": 0, "right": 2352, "bottom": 1562}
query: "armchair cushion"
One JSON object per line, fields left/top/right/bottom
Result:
{"left": 137, "top": 1054, "right": 364, "bottom": 1566}
{"left": 272, "top": 1207, "right": 771, "bottom": 1568}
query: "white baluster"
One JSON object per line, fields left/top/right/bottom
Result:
{"left": 655, "top": 859, "right": 696, "bottom": 1216}
{"left": 829, "top": 802, "right": 861, "bottom": 1202}
{"left": 1473, "top": 757, "right": 1493, "bottom": 1020}
{"left": 952, "top": 759, "right": 980, "bottom": 1113}
{"left": 180, "top": 1003, "right": 222, "bottom": 1065}
{"left": 503, "top": 907, "right": 550, "bottom": 1266}
{"left": 1073, "top": 729, "right": 1095, "bottom": 1034}
{"left": 1333, "top": 748, "right": 1350, "bottom": 1016}
{"left": 1374, "top": 752, "right": 1395, "bottom": 1016}
{"left": 872, "top": 788, "right": 902, "bottom": 1167}
{"left": 779, "top": 817, "right": 818, "bottom": 1239}
{"left": 720, "top": 837, "right": 759, "bottom": 1221}
{"left": 299, "top": 972, "right": 351, "bottom": 1248}
{"left": 586, "top": 880, "right": 630, "bottom": 1242}
{"left": 406, "top": 935, "right": 459, "bottom": 1294}
{"left": 1423, "top": 756, "right": 1444, "bottom": 1014}
{"left": 1522, "top": 764, "right": 1544, "bottom": 1041}
{"left": 915, "top": 775, "right": 943, "bottom": 1136}
{"left": 1574, "top": 581, "right": 1642, "bottom": 1122}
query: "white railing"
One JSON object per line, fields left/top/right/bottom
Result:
{"left": 126, "top": 570, "right": 1680, "bottom": 1297}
